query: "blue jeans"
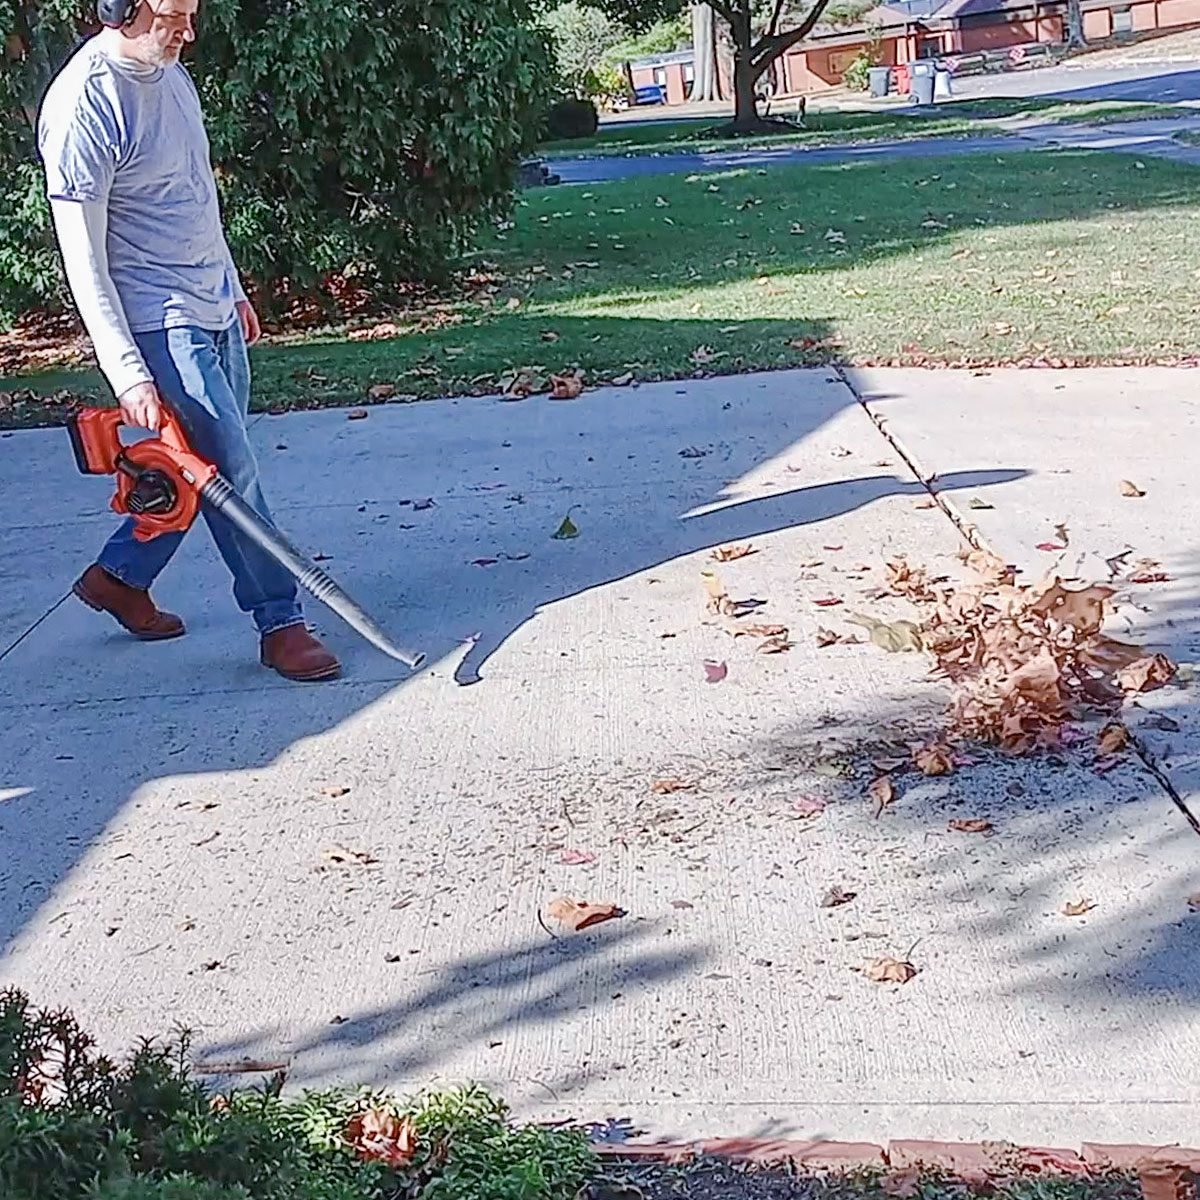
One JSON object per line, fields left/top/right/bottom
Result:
{"left": 97, "top": 320, "right": 305, "bottom": 637}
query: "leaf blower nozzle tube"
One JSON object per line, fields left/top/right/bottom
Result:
{"left": 201, "top": 475, "right": 426, "bottom": 670}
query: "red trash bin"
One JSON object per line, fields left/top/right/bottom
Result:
{"left": 893, "top": 63, "right": 910, "bottom": 93}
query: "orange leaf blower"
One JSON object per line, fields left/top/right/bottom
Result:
{"left": 66, "top": 407, "right": 425, "bottom": 670}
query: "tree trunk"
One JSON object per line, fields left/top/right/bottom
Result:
{"left": 1065, "top": 0, "right": 1086, "bottom": 47}
{"left": 728, "top": 7, "right": 759, "bottom": 131}
{"left": 690, "top": 4, "right": 722, "bottom": 102}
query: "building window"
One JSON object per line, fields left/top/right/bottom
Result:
{"left": 1112, "top": 6, "right": 1133, "bottom": 30}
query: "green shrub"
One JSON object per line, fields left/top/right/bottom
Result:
{"left": 545, "top": 96, "right": 600, "bottom": 139}
{"left": 841, "top": 51, "right": 872, "bottom": 91}
{"left": 0, "top": 0, "right": 556, "bottom": 326}
{"left": 0, "top": 988, "right": 596, "bottom": 1200}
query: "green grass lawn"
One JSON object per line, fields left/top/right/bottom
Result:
{"left": 539, "top": 98, "right": 1182, "bottom": 158}
{"left": 4, "top": 148, "right": 1200, "bottom": 428}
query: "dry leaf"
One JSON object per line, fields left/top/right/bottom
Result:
{"left": 757, "top": 634, "right": 793, "bottom": 654}
{"left": 701, "top": 568, "right": 737, "bottom": 617}
{"left": 347, "top": 409, "right": 369, "bottom": 421}
{"left": 550, "top": 370, "right": 585, "bottom": 400}
{"left": 1118, "top": 654, "right": 1176, "bottom": 693}
{"left": 703, "top": 660, "right": 728, "bottom": 684}
{"left": 961, "top": 547, "right": 1014, "bottom": 584}
{"left": 1187, "top": 893, "right": 1200, "bottom": 913}
{"left": 321, "top": 786, "right": 351, "bottom": 799}
{"left": 547, "top": 897, "right": 625, "bottom": 931}
{"left": 1062, "top": 898, "right": 1096, "bottom": 917}
{"left": 865, "top": 956, "right": 917, "bottom": 984}
{"left": 820, "top": 885, "right": 857, "bottom": 908}
{"left": 869, "top": 775, "right": 895, "bottom": 816}
{"left": 738, "top": 623, "right": 788, "bottom": 639}
{"left": 913, "top": 742, "right": 954, "bottom": 776}
{"left": 948, "top": 818, "right": 993, "bottom": 834}
{"left": 344, "top": 1109, "right": 418, "bottom": 1167}
{"left": 814, "top": 596, "right": 843, "bottom": 608}
{"left": 412, "top": 497, "right": 436, "bottom": 511}
{"left": 1036, "top": 541, "right": 1067, "bottom": 552}
{"left": 712, "top": 543, "right": 757, "bottom": 562}
{"left": 367, "top": 383, "right": 396, "bottom": 401}
{"left": 914, "top": 497, "right": 937, "bottom": 510}
{"left": 846, "top": 613, "right": 923, "bottom": 653}
{"left": 612, "top": 372, "right": 634, "bottom": 386}
{"left": 652, "top": 777, "right": 697, "bottom": 794}
{"left": 1030, "top": 579, "right": 1114, "bottom": 636}
{"left": 1128, "top": 569, "right": 1171, "bottom": 584}
{"left": 881, "top": 1168, "right": 922, "bottom": 1198}
{"left": 968, "top": 496, "right": 994, "bottom": 510}
{"left": 552, "top": 513, "right": 580, "bottom": 540}
{"left": 559, "top": 848, "right": 597, "bottom": 866}
{"left": 1097, "top": 721, "right": 1130, "bottom": 756}
{"left": 1119, "top": 479, "right": 1146, "bottom": 498}
{"left": 323, "top": 845, "right": 379, "bottom": 867}
{"left": 816, "top": 627, "right": 841, "bottom": 647}
{"left": 793, "top": 796, "right": 827, "bottom": 818}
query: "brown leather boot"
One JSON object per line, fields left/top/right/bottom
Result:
{"left": 73, "top": 564, "right": 186, "bottom": 641}
{"left": 261, "top": 624, "right": 341, "bottom": 682}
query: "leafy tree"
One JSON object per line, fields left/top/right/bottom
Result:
{"left": 588, "top": 0, "right": 835, "bottom": 130}
{"left": 0, "top": 0, "right": 555, "bottom": 327}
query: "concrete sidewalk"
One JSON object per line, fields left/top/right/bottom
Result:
{"left": 1, "top": 368, "right": 1198, "bottom": 1146}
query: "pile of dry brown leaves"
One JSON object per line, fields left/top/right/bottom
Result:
{"left": 882, "top": 548, "right": 1176, "bottom": 754}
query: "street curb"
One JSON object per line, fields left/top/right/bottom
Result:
{"left": 594, "top": 1139, "right": 1200, "bottom": 1196}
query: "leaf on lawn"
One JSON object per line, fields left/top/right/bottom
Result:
{"left": 948, "top": 818, "right": 993, "bottom": 834}
{"left": 547, "top": 897, "right": 625, "bottom": 931}
{"left": 552, "top": 514, "right": 580, "bottom": 540}
{"left": 712, "top": 543, "right": 758, "bottom": 562}
{"left": 864, "top": 956, "right": 918, "bottom": 984}
{"left": 367, "top": 383, "right": 396, "bottom": 401}
{"left": 691, "top": 345, "right": 718, "bottom": 365}
{"left": 1119, "top": 479, "right": 1146, "bottom": 498}
{"left": 820, "top": 885, "right": 857, "bottom": 908}
{"left": 549, "top": 370, "right": 585, "bottom": 400}
{"left": 846, "top": 613, "right": 924, "bottom": 653}
{"left": 612, "top": 372, "right": 635, "bottom": 387}
{"left": 824, "top": 228, "right": 847, "bottom": 244}
{"left": 541, "top": 330, "right": 560, "bottom": 342}
{"left": 652, "top": 777, "right": 697, "bottom": 794}
{"left": 1062, "top": 898, "right": 1096, "bottom": 917}
{"left": 869, "top": 775, "right": 896, "bottom": 817}
{"left": 703, "top": 659, "right": 728, "bottom": 684}
{"left": 814, "top": 596, "right": 843, "bottom": 608}
{"left": 344, "top": 1109, "right": 418, "bottom": 1168}
{"left": 793, "top": 796, "right": 827, "bottom": 818}
{"left": 559, "top": 848, "right": 597, "bottom": 866}
{"left": 1097, "top": 721, "right": 1130, "bottom": 756}
{"left": 913, "top": 742, "right": 954, "bottom": 776}
{"left": 1118, "top": 654, "right": 1176, "bottom": 693}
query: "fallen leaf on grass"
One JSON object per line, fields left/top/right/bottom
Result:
{"left": 690, "top": 345, "right": 719, "bottom": 365}
{"left": 559, "top": 848, "right": 597, "bottom": 866}
{"left": 547, "top": 897, "right": 625, "bottom": 931}
{"left": 367, "top": 383, "right": 396, "bottom": 401}
{"left": 1097, "top": 721, "right": 1130, "bottom": 756}
{"left": 913, "top": 742, "right": 954, "bottom": 776}
{"left": 1118, "top": 654, "right": 1176, "bottom": 693}
{"left": 347, "top": 409, "right": 369, "bottom": 421}
{"left": 703, "top": 660, "right": 728, "bottom": 683}
{"left": 864, "top": 956, "right": 917, "bottom": 984}
{"left": 344, "top": 1109, "right": 418, "bottom": 1167}
{"left": 711, "top": 543, "right": 757, "bottom": 562}
{"left": 869, "top": 775, "right": 895, "bottom": 817}
{"left": 793, "top": 796, "right": 827, "bottom": 818}
{"left": 652, "top": 777, "right": 697, "bottom": 794}
{"left": 550, "top": 370, "right": 585, "bottom": 400}
{"left": 1063, "top": 898, "right": 1096, "bottom": 917}
{"left": 552, "top": 514, "right": 580, "bottom": 540}
{"left": 1119, "top": 479, "right": 1146, "bottom": 498}
{"left": 611, "top": 372, "right": 634, "bottom": 386}
{"left": 949, "top": 818, "right": 993, "bottom": 834}
{"left": 820, "top": 885, "right": 857, "bottom": 908}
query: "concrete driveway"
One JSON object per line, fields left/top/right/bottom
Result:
{"left": 1, "top": 368, "right": 1198, "bottom": 1146}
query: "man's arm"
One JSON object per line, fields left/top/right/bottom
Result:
{"left": 49, "top": 197, "right": 153, "bottom": 397}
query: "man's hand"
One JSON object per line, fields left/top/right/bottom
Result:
{"left": 236, "top": 299, "right": 261, "bottom": 346}
{"left": 119, "top": 381, "right": 163, "bottom": 431}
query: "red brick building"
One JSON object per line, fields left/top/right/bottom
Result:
{"left": 626, "top": 0, "right": 1200, "bottom": 99}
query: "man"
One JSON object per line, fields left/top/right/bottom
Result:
{"left": 36, "top": 0, "right": 341, "bottom": 682}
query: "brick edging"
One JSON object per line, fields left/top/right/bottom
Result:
{"left": 595, "top": 1139, "right": 1200, "bottom": 1194}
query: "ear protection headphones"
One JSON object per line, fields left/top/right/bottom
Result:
{"left": 96, "top": 0, "right": 140, "bottom": 28}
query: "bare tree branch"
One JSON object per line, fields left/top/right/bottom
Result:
{"left": 766, "top": 0, "right": 789, "bottom": 37}
{"left": 749, "top": 0, "right": 834, "bottom": 72}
